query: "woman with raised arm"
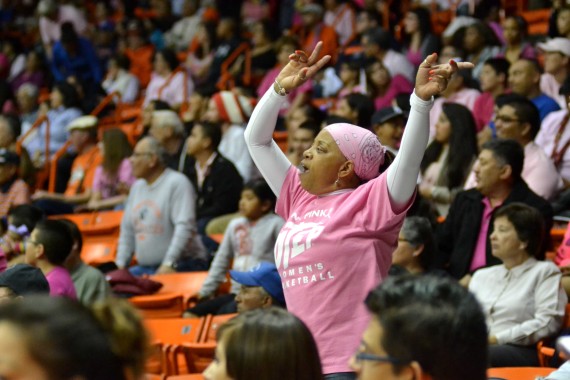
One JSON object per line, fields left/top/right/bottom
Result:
{"left": 244, "top": 41, "right": 473, "bottom": 379}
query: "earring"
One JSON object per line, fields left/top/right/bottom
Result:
{"left": 335, "top": 178, "right": 340, "bottom": 186}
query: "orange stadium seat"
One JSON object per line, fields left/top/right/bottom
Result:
{"left": 487, "top": 366, "right": 556, "bottom": 379}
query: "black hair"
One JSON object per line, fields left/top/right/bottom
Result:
{"left": 420, "top": 103, "right": 478, "bottom": 189}
{"left": 495, "top": 93, "right": 541, "bottom": 139}
{"left": 365, "top": 275, "right": 488, "bottom": 380}
{"left": 195, "top": 121, "right": 222, "bottom": 150}
{"left": 344, "top": 93, "right": 375, "bottom": 129}
{"left": 405, "top": 7, "right": 433, "bottom": 41}
{"left": 1, "top": 114, "right": 21, "bottom": 139}
{"left": 400, "top": 216, "right": 437, "bottom": 271}
{"left": 59, "top": 219, "right": 83, "bottom": 255}
{"left": 243, "top": 179, "right": 277, "bottom": 210}
{"left": 150, "top": 99, "right": 171, "bottom": 111}
{"left": 8, "top": 205, "right": 44, "bottom": 234}
{"left": 481, "top": 139, "right": 525, "bottom": 182}
{"left": 34, "top": 220, "right": 73, "bottom": 266}
{"left": 53, "top": 82, "right": 81, "bottom": 109}
{"left": 297, "top": 120, "right": 321, "bottom": 138}
{"left": 114, "top": 54, "right": 131, "bottom": 71}
{"left": 365, "top": 27, "right": 391, "bottom": 50}
{"left": 505, "top": 15, "right": 529, "bottom": 39}
{"left": 60, "top": 22, "right": 79, "bottom": 47}
{"left": 483, "top": 57, "right": 510, "bottom": 85}
{"left": 156, "top": 48, "right": 180, "bottom": 72}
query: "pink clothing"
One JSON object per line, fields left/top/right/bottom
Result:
{"left": 46, "top": 266, "right": 77, "bottom": 299}
{"left": 429, "top": 88, "right": 480, "bottom": 138}
{"left": 535, "top": 109, "right": 570, "bottom": 181}
{"left": 470, "top": 198, "right": 499, "bottom": 271}
{"left": 39, "top": 5, "right": 87, "bottom": 46}
{"left": 257, "top": 66, "right": 312, "bottom": 117}
{"left": 406, "top": 50, "right": 423, "bottom": 67}
{"left": 323, "top": 123, "right": 385, "bottom": 181}
{"left": 374, "top": 75, "right": 414, "bottom": 110}
{"left": 143, "top": 70, "right": 194, "bottom": 107}
{"left": 472, "top": 92, "right": 495, "bottom": 132}
{"left": 540, "top": 73, "right": 567, "bottom": 109}
{"left": 92, "top": 159, "right": 136, "bottom": 199}
{"left": 522, "top": 142, "right": 562, "bottom": 201}
{"left": 275, "top": 166, "right": 411, "bottom": 374}
{"left": 555, "top": 224, "right": 570, "bottom": 267}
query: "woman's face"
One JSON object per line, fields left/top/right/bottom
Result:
{"left": 391, "top": 230, "right": 418, "bottom": 267}
{"left": 203, "top": 340, "right": 233, "bottom": 380}
{"left": 463, "top": 26, "right": 483, "bottom": 53}
{"left": 299, "top": 130, "right": 347, "bottom": 195}
{"left": 403, "top": 12, "right": 419, "bottom": 34}
{"left": 502, "top": 18, "right": 522, "bottom": 44}
{"left": 434, "top": 111, "right": 452, "bottom": 143}
{"left": 339, "top": 64, "right": 357, "bottom": 85}
{"left": 557, "top": 9, "right": 570, "bottom": 36}
{"left": 153, "top": 53, "right": 169, "bottom": 75}
{"left": 374, "top": 117, "right": 404, "bottom": 150}
{"left": 50, "top": 88, "right": 63, "bottom": 108}
{"left": 250, "top": 22, "right": 267, "bottom": 46}
{"left": 367, "top": 62, "right": 390, "bottom": 88}
{"left": 334, "top": 98, "right": 357, "bottom": 123}
{"left": 287, "top": 108, "right": 308, "bottom": 134}
{"left": 0, "top": 322, "right": 51, "bottom": 380}
{"left": 490, "top": 216, "right": 526, "bottom": 260}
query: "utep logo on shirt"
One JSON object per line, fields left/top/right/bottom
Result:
{"left": 275, "top": 209, "right": 331, "bottom": 269}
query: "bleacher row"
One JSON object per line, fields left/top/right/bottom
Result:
{"left": 52, "top": 208, "right": 570, "bottom": 379}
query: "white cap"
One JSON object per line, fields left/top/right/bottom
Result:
{"left": 67, "top": 116, "right": 98, "bottom": 131}
{"left": 537, "top": 38, "right": 570, "bottom": 57}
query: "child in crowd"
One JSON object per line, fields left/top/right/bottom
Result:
{"left": 184, "top": 179, "right": 284, "bottom": 317}
{"left": 0, "top": 204, "right": 44, "bottom": 268}
{"left": 24, "top": 220, "right": 76, "bottom": 299}
{"left": 86, "top": 128, "right": 135, "bottom": 211}
{"left": 60, "top": 219, "right": 112, "bottom": 305}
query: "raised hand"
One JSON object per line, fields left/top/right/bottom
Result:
{"left": 275, "top": 41, "right": 331, "bottom": 93}
{"left": 414, "top": 53, "right": 475, "bottom": 101}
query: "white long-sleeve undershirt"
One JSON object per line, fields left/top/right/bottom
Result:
{"left": 244, "top": 86, "right": 433, "bottom": 207}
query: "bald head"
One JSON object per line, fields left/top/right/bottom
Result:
{"left": 508, "top": 59, "right": 541, "bottom": 98}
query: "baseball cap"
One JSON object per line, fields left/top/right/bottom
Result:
{"left": 67, "top": 115, "right": 98, "bottom": 132}
{"left": 0, "top": 148, "right": 20, "bottom": 165}
{"left": 537, "top": 38, "right": 570, "bottom": 57}
{"left": 0, "top": 264, "right": 50, "bottom": 296}
{"left": 371, "top": 106, "right": 405, "bottom": 125}
{"left": 230, "top": 262, "right": 285, "bottom": 306}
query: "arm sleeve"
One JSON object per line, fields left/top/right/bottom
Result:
{"left": 116, "top": 189, "right": 136, "bottom": 267}
{"left": 162, "top": 178, "right": 195, "bottom": 266}
{"left": 244, "top": 86, "right": 292, "bottom": 196}
{"left": 495, "top": 269, "right": 567, "bottom": 345}
{"left": 386, "top": 92, "right": 433, "bottom": 208}
{"left": 50, "top": 45, "right": 65, "bottom": 82}
{"left": 199, "top": 226, "right": 235, "bottom": 297}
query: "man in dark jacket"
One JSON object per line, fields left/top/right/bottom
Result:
{"left": 436, "top": 139, "right": 553, "bottom": 281}
{"left": 183, "top": 121, "right": 243, "bottom": 252}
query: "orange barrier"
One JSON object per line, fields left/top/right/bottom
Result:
{"left": 487, "top": 367, "right": 556, "bottom": 379}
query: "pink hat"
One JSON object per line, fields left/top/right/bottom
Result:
{"left": 537, "top": 38, "right": 570, "bottom": 57}
{"left": 324, "top": 123, "right": 386, "bottom": 181}
{"left": 212, "top": 91, "right": 255, "bottom": 124}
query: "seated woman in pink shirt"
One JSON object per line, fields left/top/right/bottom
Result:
{"left": 365, "top": 60, "right": 413, "bottom": 110}
{"left": 496, "top": 16, "right": 537, "bottom": 65}
{"left": 144, "top": 48, "right": 193, "bottom": 110}
{"left": 245, "top": 41, "right": 473, "bottom": 378}
{"left": 86, "top": 128, "right": 135, "bottom": 211}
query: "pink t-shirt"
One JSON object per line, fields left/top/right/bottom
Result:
{"left": 46, "top": 266, "right": 77, "bottom": 299}
{"left": 275, "top": 166, "right": 410, "bottom": 374}
{"left": 143, "top": 70, "right": 194, "bottom": 107}
{"left": 374, "top": 75, "right": 413, "bottom": 110}
{"left": 92, "top": 159, "right": 136, "bottom": 199}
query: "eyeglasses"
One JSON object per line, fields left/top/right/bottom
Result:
{"left": 493, "top": 115, "right": 521, "bottom": 124}
{"left": 353, "top": 352, "right": 409, "bottom": 366}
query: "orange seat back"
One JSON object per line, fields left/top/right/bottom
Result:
{"left": 80, "top": 236, "right": 118, "bottom": 265}
{"left": 487, "top": 366, "right": 556, "bottom": 379}
{"left": 129, "top": 293, "right": 185, "bottom": 319}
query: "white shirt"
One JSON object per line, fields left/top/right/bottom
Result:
{"left": 541, "top": 73, "right": 567, "bottom": 109}
{"left": 218, "top": 124, "right": 253, "bottom": 182}
{"left": 102, "top": 69, "right": 140, "bottom": 104}
{"left": 383, "top": 50, "right": 415, "bottom": 84}
{"left": 469, "top": 258, "right": 567, "bottom": 346}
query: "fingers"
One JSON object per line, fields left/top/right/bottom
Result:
{"left": 306, "top": 41, "right": 323, "bottom": 65}
{"left": 420, "top": 53, "right": 438, "bottom": 69}
{"left": 305, "top": 55, "right": 331, "bottom": 78}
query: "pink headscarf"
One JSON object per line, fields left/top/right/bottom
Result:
{"left": 324, "top": 123, "right": 386, "bottom": 181}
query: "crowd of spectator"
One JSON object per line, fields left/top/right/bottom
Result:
{"left": 0, "top": 0, "right": 570, "bottom": 379}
